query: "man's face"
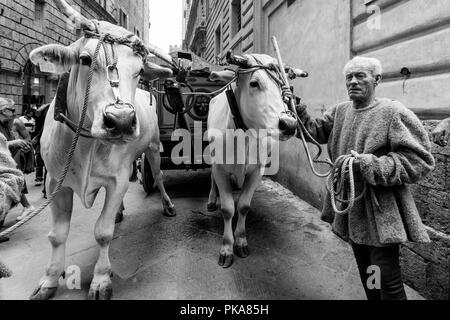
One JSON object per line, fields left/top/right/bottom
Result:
{"left": 0, "top": 107, "right": 16, "bottom": 120}
{"left": 345, "top": 67, "right": 378, "bottom": 102}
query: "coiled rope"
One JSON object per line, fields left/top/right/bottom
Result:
{"left": 326, "top": 152, "right": 367, "bottom": 215}
{"left": 0, "top": 35, "right": 106, "bottom": 242}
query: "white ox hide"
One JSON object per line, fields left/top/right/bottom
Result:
{"left": 207, "top": 54, "right": 298, "bottom": 268}
{"left": 27, "top": 0, "right": 175, "bottom": 300}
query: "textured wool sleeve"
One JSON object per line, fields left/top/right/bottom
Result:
{"left": 0, "top": 134, "right": 24, "bottom": 213}
{"left": 359, "top": 106, "right": 435, "bottom": 186}
{"left": 296, "top": 103, "right": 336, "bottom": 144}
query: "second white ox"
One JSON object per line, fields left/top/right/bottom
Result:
{"left": 28, "top": 0, "right": 175, "bottom": 300}
{"left": 207, "top": 54, "right": 298, "bottom": 268}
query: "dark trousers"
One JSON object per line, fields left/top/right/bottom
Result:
{"left": 351, "top": 242, "right": 407, "bottom": 300}
{"left": 35, "top": 151, "right": 45, "bottom": 180}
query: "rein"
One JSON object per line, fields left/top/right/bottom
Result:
{"left": 0, "top": 34, "right": 107, "bottom": 242}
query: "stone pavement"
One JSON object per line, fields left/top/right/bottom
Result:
{"left": 0, "top": 170, "right": 423, "bottom": 300}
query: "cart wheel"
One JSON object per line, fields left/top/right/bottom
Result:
{"left": 141, "top": 153, "right": 155, "bottom": 194}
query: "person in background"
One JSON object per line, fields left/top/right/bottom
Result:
{"left": 0, "top": 98, "right": 35, "bottom": 221}
{"left": 0, "top": 131, "right": 25, "bottom": 293}
{"left": 295, "top": 57, "right": 435, "bottom": 300}
{"left": 31, "top": 103, "right": 50, "bottom": 194}
{"left": 0, "top": 131, "right": 24, "bottom": 228}
{"left": 19, "top": 108, "right": 36, "bottom": 137}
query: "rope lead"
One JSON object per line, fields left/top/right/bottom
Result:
{"left": 327, "top": 152, "right": 367, "bottom": 216}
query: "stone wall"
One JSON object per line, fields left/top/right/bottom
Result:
{"left": 405, "top": 121, "right": 450, "bottom": 300}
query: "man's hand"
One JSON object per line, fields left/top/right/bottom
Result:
{"left": 352, "top": 158, "right": 361, "bottom": 173}
{"left": 432, "top": 118, "right": 450, "bottom": 147}
{"left": 8, "top": 139, "right": 32, "bottom": 152}
{"left": 295, "top": 102, "right": 308, "bottom": 119}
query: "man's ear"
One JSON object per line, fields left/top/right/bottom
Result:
{"left": 30, "top": 44, "right": 78, "bottom": 74}
{"left": 209, "top": 70, "right": 236, "bottom": 82}
{"left": 375, "top": 74, "right": 382, "bottom": 85}
{"left": 143, "top": 61, "right": 173, "bottom": 81}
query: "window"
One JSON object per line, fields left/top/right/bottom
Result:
{"left": 215, "top": 24, "right": 222, "bottom": 58}
{"left": 231, "top": 0, "right": 241, "bottom": 37}
{"left": 119, "top": 9, "right": 128, "bottom": 29}
{"left": 34, "top": 0, "right": 45, "bottom": 22}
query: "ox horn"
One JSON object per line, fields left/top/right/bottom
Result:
{"left": 53, "top": 0, "right": 95, "bottom": 31}
{"left": 147, "top": 43, "right": 177, "bottom": 69}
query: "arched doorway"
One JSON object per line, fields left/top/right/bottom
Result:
{"left": 21, "top": 60, "right": 59, "bottom": 115}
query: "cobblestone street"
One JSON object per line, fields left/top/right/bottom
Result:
{"left": 0, "top": 170, "right": 423, "bottom": 300}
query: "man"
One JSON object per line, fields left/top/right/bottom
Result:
{"left": 296, "top": 57, "right": 435, "bottom": 300}
{"left": 0, "top": 98, "right": 35, "bottom": 221}
{"left": 431, "top": 118, "right": 450, "bottom": 147}
{"left": 0, "top": 131, "right": 24, "bottom": 295}
{"left": 19, "top": 109, "right": 36, "bottom": 136}
{"left": 31, "top": 104, "right": 50, "bottom": 191}
{"left": 0, "top": 132, "right": 24, "bottom": 228}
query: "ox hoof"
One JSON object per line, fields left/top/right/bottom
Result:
{"left": 88, "top": 284, "right": 113, "bottom": 300}
{"left": 29, "top": 286, "right": 58, "bottom": 300}
{"left": 163, "top": 206, "right": 176, "bottom": 218}
{"left": 218, "top": 254, "right": 234, "bottom": 268}
{"left": 207, "top": 203, "right": 218, "bottom": 212}
{"left": 115, "top": 211, "right": 124, "bottom": 224}
{"left": 234, "top": 245, "right": 250, "bottom": 258}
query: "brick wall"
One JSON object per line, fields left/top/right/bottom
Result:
{"left": 405, "top": 121, "right": 450, "bottom": 300}
{"left": 0, "top": 0, "right": 149, "bottom": 113}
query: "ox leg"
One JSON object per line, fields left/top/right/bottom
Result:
{"left": 207, "top": 174, "right": 220, "bottom": 212}
{"left": 30, "top": 179, "right": 73, "bottom": 300}
{"left": 88, "top": 184, "right": 127, "bottom": 300}
{"left": 213, "top": 166, "right": 235, "bottom": 268}
{"left": 145, "top": 145, "right": 176, "bottom": 217}
{"left": 234, "top": 170, "right": 262, "bottom": 259}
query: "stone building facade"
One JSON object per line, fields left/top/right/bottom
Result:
{"left": 184, "top": 0, "right": 450, "bottom": 299}
{"left": 0, "top": 0, "right": 149, "bottom": 114}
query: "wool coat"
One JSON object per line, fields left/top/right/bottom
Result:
{"left": 298, "top": 98, "right": 435, "bottom": 246}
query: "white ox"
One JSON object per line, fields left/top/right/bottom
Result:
{"left": 207, "top": 54, "right": 298, "bottom": 268}
{"left": 28, "top": 0, "right": 175, "bottom": 300}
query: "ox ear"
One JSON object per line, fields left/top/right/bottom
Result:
{"left": 30, "top": 44, "right": 78, "bottom": 74}
{"left": 143, "top": 61, "right": 173, "bottom": 81}
{"left": 209, "top": 70, "right": 235, "bottom": 83}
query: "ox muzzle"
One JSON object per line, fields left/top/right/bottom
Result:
{"left": 103, "top": 102, "right": 137, "bottom": 136}
{"left": 278, "top": 111, "right": 298, "bottom": 137}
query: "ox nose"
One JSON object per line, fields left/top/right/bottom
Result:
{"left": 279, "top": 113, "right": 297, "bottom": 137}
{"left": 103, "top": 103, "right": 137, "bottom": 135}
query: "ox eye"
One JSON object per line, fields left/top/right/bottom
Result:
{"left": 249, "top": 80, "right": 260, "bottom": 88}
{"left": 80, "top": 56, "right": 92, "bottom": 66}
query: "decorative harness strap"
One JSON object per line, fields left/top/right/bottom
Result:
{"left": 226, "top": 87, "right": 248, "bottom": 131}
